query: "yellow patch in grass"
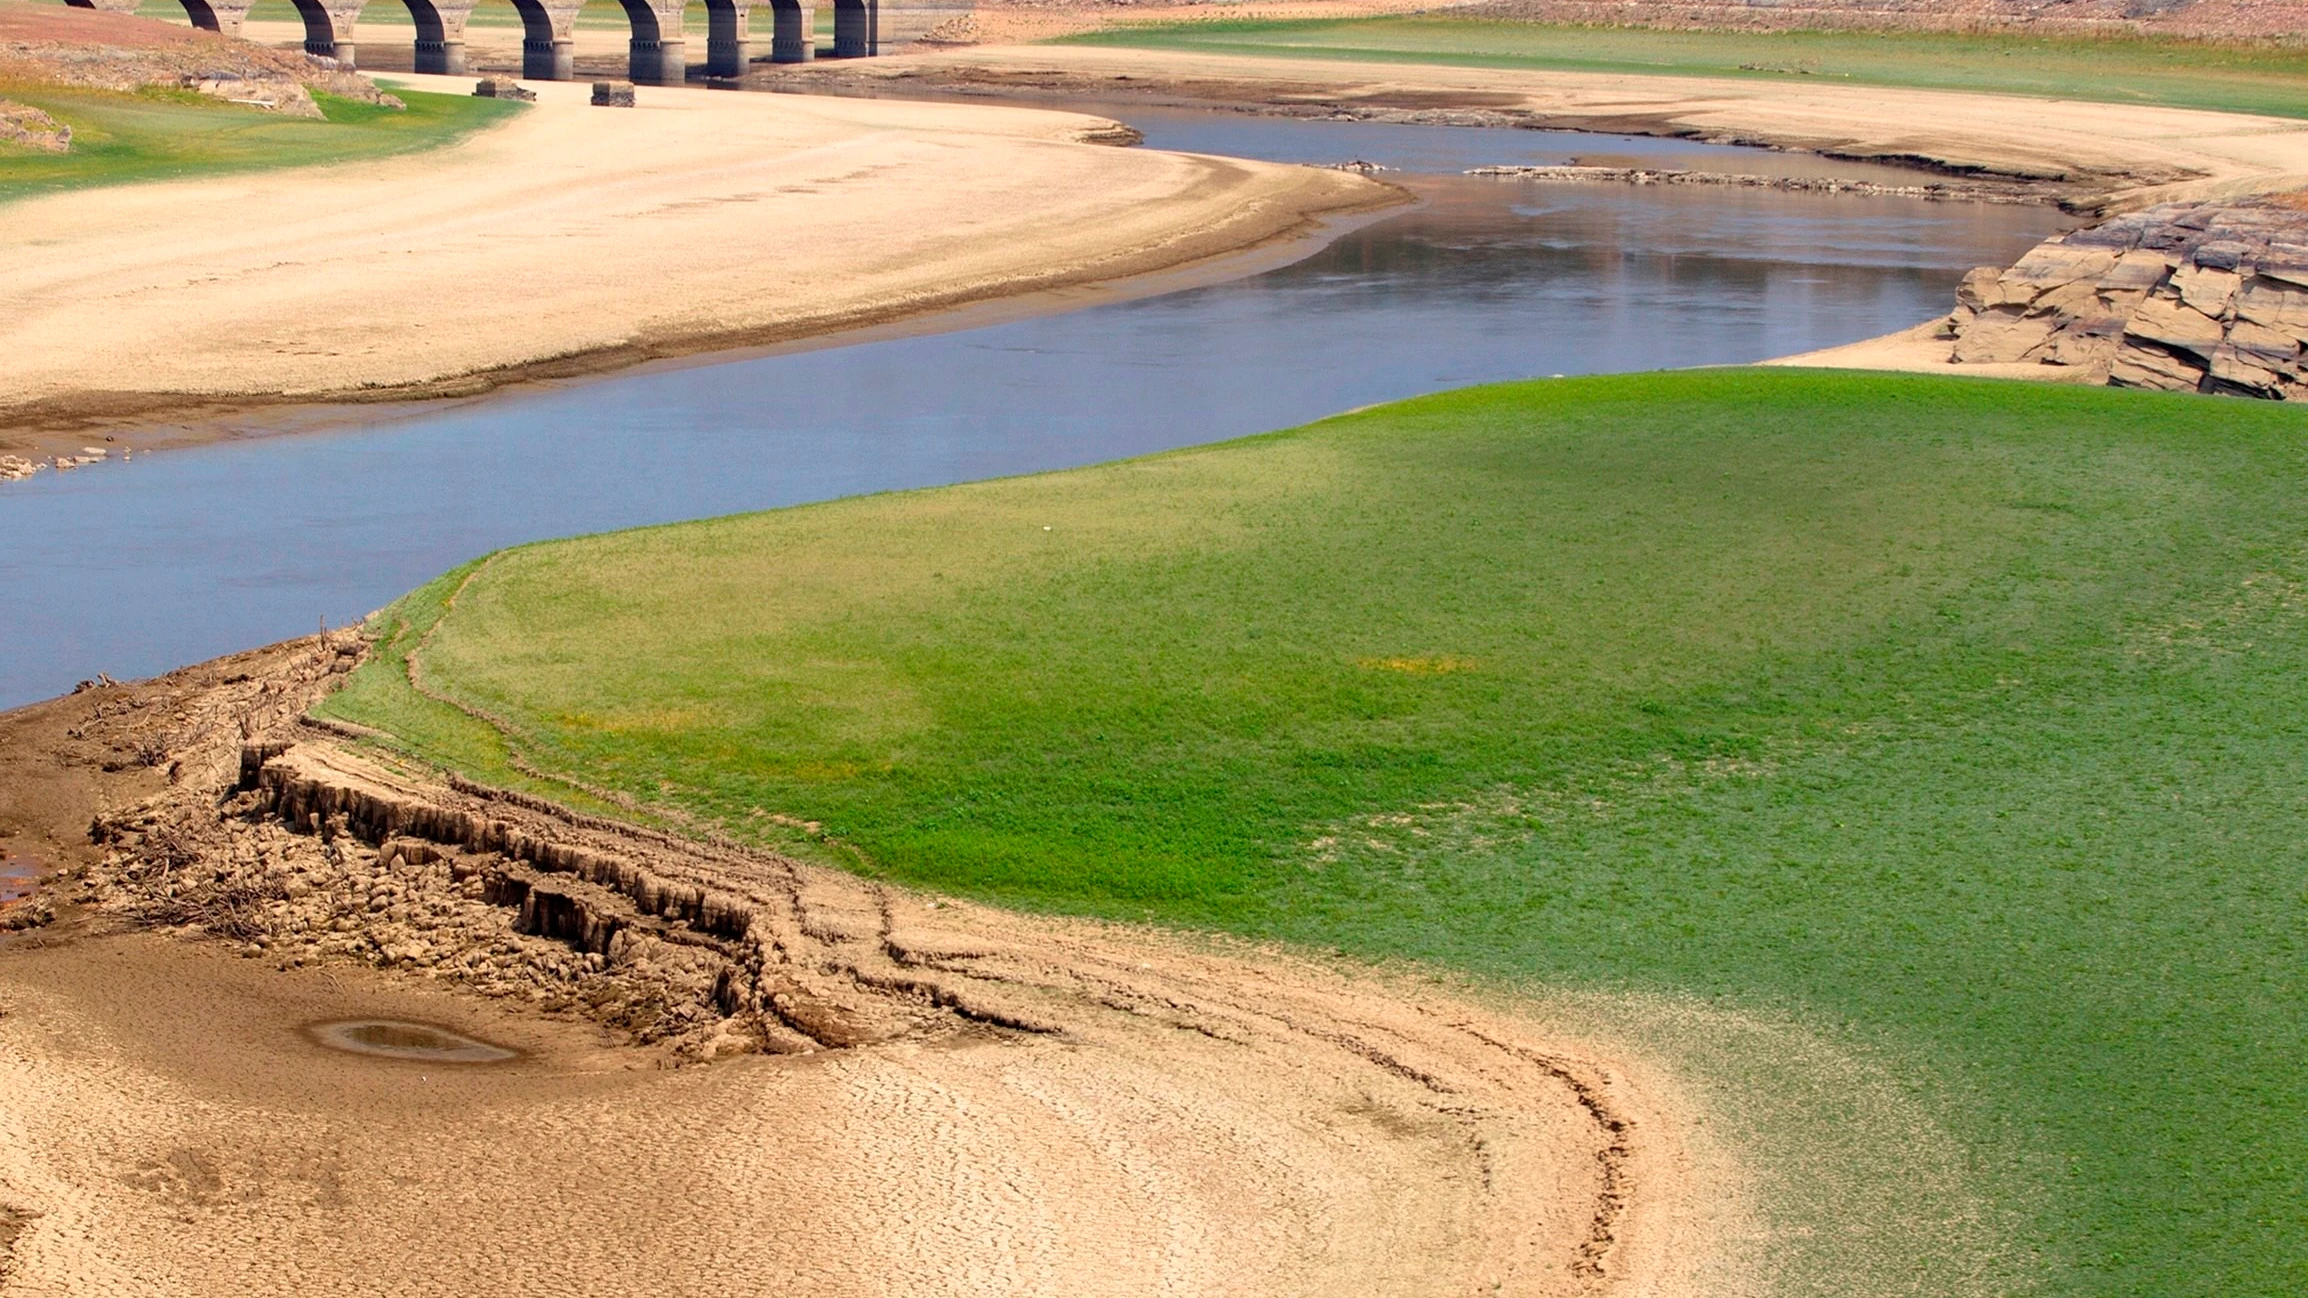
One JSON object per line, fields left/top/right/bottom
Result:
{"left": 1357, "top": 655, "right": 1480, "bottom": 675}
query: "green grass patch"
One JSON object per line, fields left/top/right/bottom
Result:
{"left": 0, "top": 83, "right": 522, "bottom": 203}
{"left": 1060, "top": 16, "right": 2308, "bottom": 119}
{"left": 330, "top": 369, "right": 2308, "bottom": 1295}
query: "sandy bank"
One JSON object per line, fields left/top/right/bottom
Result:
{"left": 1758, "top": 319, "right": 2082, "bottom": 380}
{"left": 0, "top": 73, "right": 1395, "bottom": 457}
{"left": 0, "top": 634, "right": 1742, "bottom": 1298}
{"left": 792, "top": 43, "right": 2308, "bottom": 212}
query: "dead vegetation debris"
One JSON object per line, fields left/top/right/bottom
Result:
{"left": 0, "top": 97, "right": 67, "bottom": 152}
{"left": 0, "top": 13, "right": 402, "bottom": 120}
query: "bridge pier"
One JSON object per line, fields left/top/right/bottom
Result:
{"left": 702, "top": 0, "right": 749, "bottom": 77}
{"left": 830, "top": 0, "right": 868, "bottom": 58}
{"left": 413, "top": 34, "right": 463, "bottom": 73}
{"left": 405, "top": 0, "right": 477, "bottom": 74}
{"left": 616, "top": 0, "right": 688, "bottom": 85}
{"left": 768, "top": 0, "right": 813, "bottom": 62}
{"left": 510, "top": 0, "right": 581, "bottom": 80}
{"left": 85, "top": 0, "right": 875, "bottom": 78}
{"left": 158, "top": 0, "right": 255, "bottom": 39}
{"left": 288, "top": 0, "right": 365, "bottom": 67}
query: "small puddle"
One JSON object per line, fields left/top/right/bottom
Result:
{"left": 0, "top": 853, "right": 43, "bottom": 909}
{"left": 306, "top": 1019, "right": 520, "bottom": 1064}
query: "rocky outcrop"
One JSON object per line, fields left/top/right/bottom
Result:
{"left": 1471, "top": 163, "right": 2041, "bottom": 204}
{"left": 471, "top": 75, "right": 535, "bottom": 101}
{"left": 1942, "top": 196, "right": 2308, "bottom": 398}
{"left": 68, "top": 642, "right": 1063, "bottom": 1058}
{"left": 0, "top": 99, "right": 69, "bottom": 153}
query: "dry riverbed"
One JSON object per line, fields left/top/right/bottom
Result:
{"left": 0, "top": 69, "right": 1394, "bottom": 464}
{"left": 0, "top": 634, "right": 1754, "bottom": 1297}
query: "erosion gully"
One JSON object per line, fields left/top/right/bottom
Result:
{"left": 0, "top": 106, "right": 2068, "bottom": 708}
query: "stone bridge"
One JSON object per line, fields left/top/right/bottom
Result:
{"left": 63, "top": 0, "right": 876, "bottom": 83}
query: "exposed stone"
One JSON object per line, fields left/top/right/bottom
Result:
{"left": 2172, "top": 263, "right": 2242, "bottom": 317}
{"left": 2235, "top": 278, "right": 2308, "bottom": 336}
{"left": 1951, "top": 307, "right": 2054, "bottom": 364}
{"left": 591, "top": 80, "right": 635, "bottom": 107}
{"left": 1953, "top": 265, "right": 2001, "bottom": 315}
{"left": 472, "top": 76, "right": 535, "bottom": 102}
{"left": 2102, "top": 248, "right": 2176, "bottom": 292}
{"left": 2227, "top": 319, "right": 2301, "bottom": 365}
{"left": 2109, "top": 341, "right": 2207, "bottom": 393}
{"left": 2191, "top": 239, "right": 2253, "bottom": 272}
{"left": 2209, "top": 344, "right": 2288, "bottom": 398}
{"left": 1467, "top": 163, "right": 2038, "bottom": 205}
{"left": 2125, "top": 292, "right": 2226, "bottom": 359}
{"left": 0, "top": 98, "right": 69, "bottom": 152}
{"left": 1944, "top": 193, "right": 2308, "bottom": 400}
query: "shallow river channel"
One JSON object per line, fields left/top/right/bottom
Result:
{"left": 0, "top": 108, "right": 2068, "bottom": 708}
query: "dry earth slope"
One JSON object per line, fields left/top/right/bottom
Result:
{"left": 0, "top": 636, "right": 1752, "bottom": 1298}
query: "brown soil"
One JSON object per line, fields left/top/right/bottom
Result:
{"left": 0, "top": 2, "right": 214, "bottom": 48}
{"left": 0, "top": 636, "right": 1740, "bottom": 1296}
{"left": 0, "top": 0, "right": 395, "bottom": 112}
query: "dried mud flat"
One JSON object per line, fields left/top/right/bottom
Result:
{"left": 0, "top": 64, "right": 1396, "bottom": 466}
{"left": 0, "top": 638, "right": 1745, "bottom": 1297}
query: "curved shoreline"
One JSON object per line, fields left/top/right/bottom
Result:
{"left": 0, "top": 183, "right": 1407, "bottom": 466}
{"left": 0, "top": 74, "right": 1402, "bottom": 466}
{"left": 782, "top": 42, "right": 2308, "bottom": 212}
{"left": 13, "top": 46, "right": 2263, "bottom": 467}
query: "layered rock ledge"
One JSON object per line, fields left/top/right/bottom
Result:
{"left": 1943, "top": 195, "right": 2308, "bottom": 398}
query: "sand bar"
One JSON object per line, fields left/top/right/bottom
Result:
{"left": 0, "top": 73, "right": 1392, "bottom": 454}
{"left": 818, "top": 43, "right": 2308, "bottom": 209}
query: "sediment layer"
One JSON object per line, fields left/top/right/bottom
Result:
{"left": 1937, "top": 194, "right": 2308, "bottom": 396}
{"left": 0, "top": 635, "right": 1733, "bottom": 1295}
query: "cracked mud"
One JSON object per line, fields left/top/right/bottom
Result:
{"left": 0, "top": 636, "right": 1740, "bottom": 1296}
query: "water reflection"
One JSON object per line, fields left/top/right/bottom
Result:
{"left": 0, "top": 114, "right": 2068, "bottom": 708}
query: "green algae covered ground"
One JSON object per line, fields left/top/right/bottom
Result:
{"left": 0, "top": 84, "right": 519, "bottom": 203}
{"left": 327, "top": 370, "right": 2308, "bottom": 1297}
{"left": 1061, "top": 17, "right": 2308, "bottom": 120}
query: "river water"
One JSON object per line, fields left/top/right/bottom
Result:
{"left": 0, "top": 109, "right": 2066, "bottom": 708}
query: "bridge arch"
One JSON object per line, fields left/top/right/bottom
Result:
{"left": 126, "top": 0, "right": 251, "bottom": 37}
{"left": 699, "top": 0, "right": 746, "bottom": 76}
{"left": 401, "top": 0, "right": 475, "bottom": 73}
{"left": 765, "top": 0, "right": 813, "bottom": 62}
{"left": 611, "top": 0, "right": 685, "bottom": 84}
{"left": 285, "top": 0, "right": 362, "bottom": 65}
{"left": 74, "top": 0, "right": 860, "bottom": 81}
{"left": 829, "top": 0, "right": 868, "bottom": 57}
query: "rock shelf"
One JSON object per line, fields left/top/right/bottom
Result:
{"left": 1943, "top": 195, "right": 2308, "bottom": 398}
{"left": 1469, "top": 163, "right": 2043, "bottom": 205}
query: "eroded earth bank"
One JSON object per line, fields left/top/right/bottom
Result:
{"left": 0, "top": 635, "right": 1754, "bottom": 1297}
